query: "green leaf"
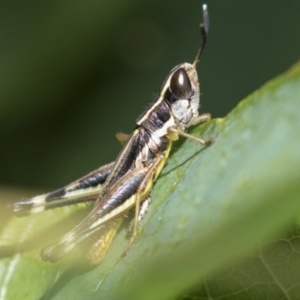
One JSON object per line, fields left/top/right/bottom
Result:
{"left": 1, "top": 62, "right": 300, "bottom": 300}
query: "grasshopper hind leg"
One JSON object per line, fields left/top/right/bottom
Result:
{"left": 12, "top": 163, "right": 114, "bottom": 217}
{"left": 125, "top": 154, "right": 165, "bottom": 253}
{"left": 40, "top": 167, "right": 150, "bottom": 262}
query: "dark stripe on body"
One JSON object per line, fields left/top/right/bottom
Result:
{"left": 108, "top": 133, "right": 142, "bottom": 185}
{"left": 140, "top": 101, "right": 171, "bottom": 132}
{"left": 77, "top": 170, "right": 111, "bottom": 190}
{"left": 93, "top": 101, "right": 172, "bottom": 212}
{"left": 98, "top": 172, "right": 145, "bottom": 218}
{"left": 45, "top": 170, "right": 111, "bottom": 202}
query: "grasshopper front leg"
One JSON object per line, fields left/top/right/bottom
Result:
{"left": 168, "top": 113, "right": 214, "bottom": 146}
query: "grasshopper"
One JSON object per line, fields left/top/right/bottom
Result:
{"left": 12, "top": 4, "right": 213, "bottom": 264}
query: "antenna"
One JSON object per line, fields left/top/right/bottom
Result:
{"left": 192, "top": 4, "right": 209, "bottom": 68}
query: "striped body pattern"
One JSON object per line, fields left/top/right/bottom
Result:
{"left": 12, "top": 4, "right": 212, "bottom": 264}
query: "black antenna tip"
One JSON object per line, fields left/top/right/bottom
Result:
{"left": 192, "top": 4, "right": 209, "bottom": 67}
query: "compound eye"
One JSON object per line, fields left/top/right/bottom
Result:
{"left": 170, "top": 68, "right": 192, "bottom": 99}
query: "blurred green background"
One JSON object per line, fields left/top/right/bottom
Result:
{"left": 0, "top": 0, "right": 299, "bottom": 192}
